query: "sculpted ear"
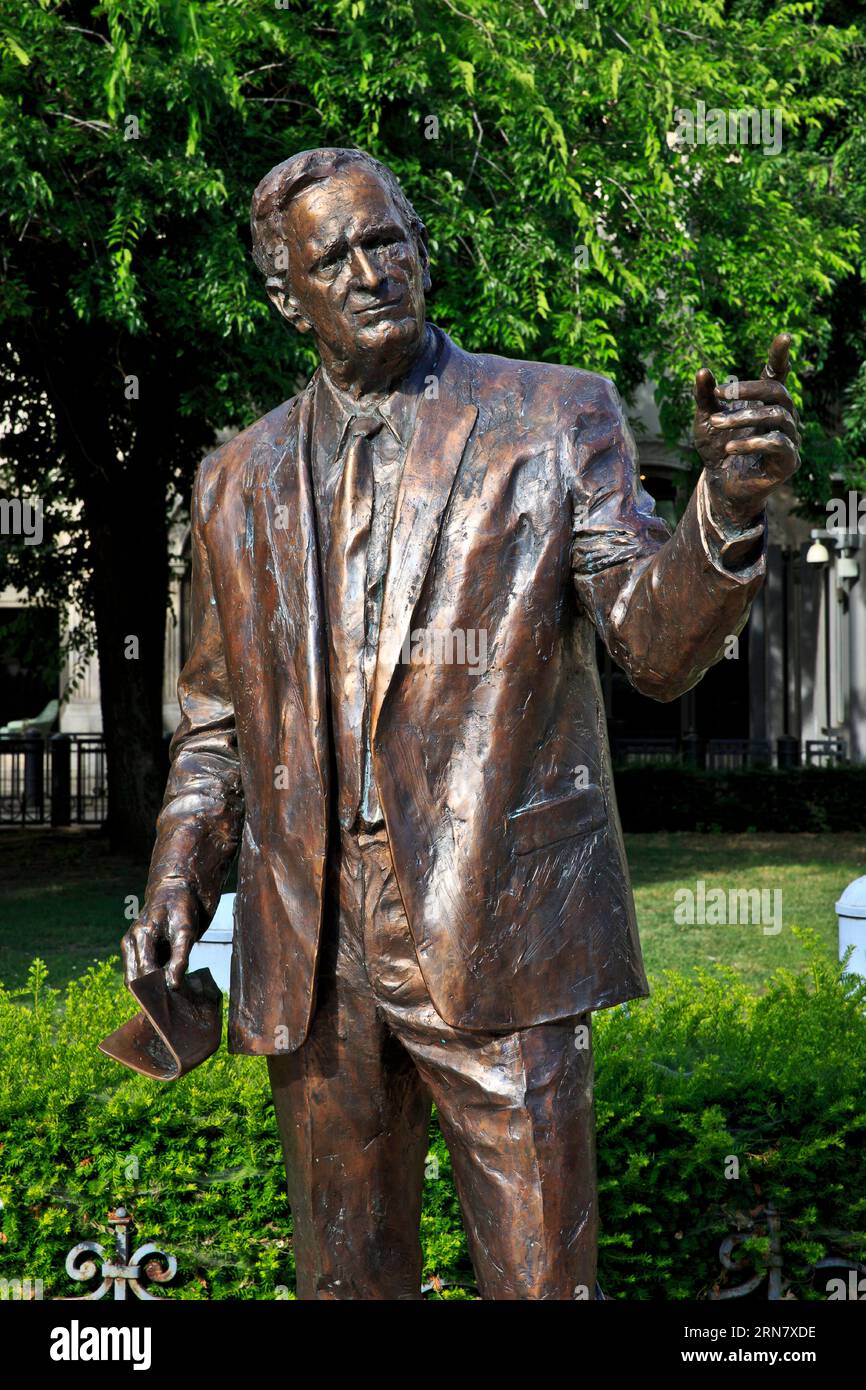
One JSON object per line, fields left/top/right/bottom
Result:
{"left": 415, "top": 228, "right": 432, "bottom": 294}
{"left": 266, "top": 280, "right": 311, "bottom": 334}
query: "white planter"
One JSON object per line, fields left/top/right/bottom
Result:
{"left": 189, "top": 893, "right": 235, "bottom": 995}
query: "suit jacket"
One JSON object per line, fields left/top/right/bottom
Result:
{"left": 145, "top": 327, "right": 766, "bottom": 1053}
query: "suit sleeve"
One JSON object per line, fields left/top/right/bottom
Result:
{"left": 565, "top": 374, "right": 766, "bottom": 701}
{"left": 142, "top": 459, "right": 245, "bottom": 927}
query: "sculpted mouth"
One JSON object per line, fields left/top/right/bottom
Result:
{"left": 354, "top": 298, "right": 404, "bottom": 320}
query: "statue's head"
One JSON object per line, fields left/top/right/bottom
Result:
{"left": 251, "top": 148, "right": 431, "bottom": 389}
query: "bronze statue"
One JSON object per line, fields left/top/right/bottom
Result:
{"left": 120, "top": 148, "right": 799, "bottom": 1299}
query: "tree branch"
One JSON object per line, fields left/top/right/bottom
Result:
{"left": 49, "top": 112, "right": 112, "bottom": 138}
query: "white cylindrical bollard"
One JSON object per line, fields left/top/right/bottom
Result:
{"left": 836, "top": 875, "right": 866, "bottom": 979}
{"left": 188, "top": 893, "right": 235, "bottom": 995}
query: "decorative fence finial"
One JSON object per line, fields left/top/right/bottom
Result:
{"left": 62, "top": 1206, "right": 177, "bottom": 1301}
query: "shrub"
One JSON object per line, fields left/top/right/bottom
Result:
{"left": 1, "top": 941, "right": 864, "bottom": 1299}
{"left": 594, "top": 938, "right": 866, "bottom": 1298}
{"left": 613, "top": 767, "right": 866, "bottom": 833}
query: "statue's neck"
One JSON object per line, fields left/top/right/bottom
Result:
{"left": 317, "top": 327, "right": 429, "bottom": 403}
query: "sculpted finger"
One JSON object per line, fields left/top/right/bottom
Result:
{"left": 694, "top": 367, "right": 717, "bottom": 416}
{"left": 725, "top": 430, "right": 796, "bottom": 453}
{"left": 121, "top": 931, "right": 136, "bottom": 984}
{"left": 715, "top": 378, "right": 795, "bottom": 413}
{"left": 130, "top": 921, "right": 160, "bottom": 979}
{"left": 165, "top": 924, "right": 197, "bottom": 990}
{"left": 709, "top": 407, "right": 799, "bottom": 444}
{"left": 762, "top": 332, "right": 791, "bottom": 386}
{"left": 724, "top": 432, "right": 798, "bottom": 475}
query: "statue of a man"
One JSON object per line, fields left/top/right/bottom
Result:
{"left": 121, "top": 147, "right": 799, "bottom": 1300}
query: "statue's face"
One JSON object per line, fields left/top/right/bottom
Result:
{"left": 272, "top": 164, "right": 429, "bottom": 382}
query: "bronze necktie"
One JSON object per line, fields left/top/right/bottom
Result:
{"left": 327, "top": 415, "right": 383, "bottom": 829}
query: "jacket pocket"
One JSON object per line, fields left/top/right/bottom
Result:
{"left": 508, "top": 784, "right": 607, "bottom": 854}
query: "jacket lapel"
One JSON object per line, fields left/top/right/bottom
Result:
{"left": 372, "top": 333, "right": 478, "bottom": 732}
{"left": 254, "top": 384, "right": 330, "bottom": 795}
{"left": 246, "top": 335, "right": 477, "bottom": 774}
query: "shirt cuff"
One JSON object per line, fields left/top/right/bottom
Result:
{"left": 697, "top": 472, "right": 767, "bottom": 581}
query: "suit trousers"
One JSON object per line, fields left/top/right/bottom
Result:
{"left": 267, "top": 825, "right": 598, "bottom": 1300}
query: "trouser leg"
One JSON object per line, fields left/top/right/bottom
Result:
{"left": 359, "top": 831, "right": 599, "bottom": 1300}
{"left": 267, "top": 832, "right": 431, "bottom": 1300}
{"left": 414, "top": 1015, "right": 598, "bottom": 1299}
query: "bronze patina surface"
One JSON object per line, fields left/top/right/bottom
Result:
{"left": 119, "top": 148, "right": 800, "bottom": 1299}
{"left": 99, "top": 968, "right": 222, "bottom": 1081}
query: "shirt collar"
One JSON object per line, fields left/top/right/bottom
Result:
{"left": 315, "top": 325, "right": 439, "bottom": 454}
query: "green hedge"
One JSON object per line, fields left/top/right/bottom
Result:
{"left": 1, "top": 940, "right": 865, "bottom": 1299}
{"left": 613, "top": 766, "right": 866, "bottom": 833}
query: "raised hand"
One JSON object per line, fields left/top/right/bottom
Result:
{"left": 693, "top": 333, "right": 801, "bottom": 529}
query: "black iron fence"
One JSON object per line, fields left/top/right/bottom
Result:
{"left": 0, "top": 733, "right": 108, "bottom": 826}
{"left": 611, "top": 735, "right": 848, "bottom": 770}
{"left": 0, "top": 732, "right": 854, "bottom": 826}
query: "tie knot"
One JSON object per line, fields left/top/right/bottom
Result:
{"left": 348, "top": 413, "right": 384, "bottom": 441}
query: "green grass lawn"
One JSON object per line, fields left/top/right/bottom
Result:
{"left": 628, "top": 830, "right": 864, "bottom": 991}
{"left": 0, "top": 829, "right": 149, "bottom": 992}
{"left": 1, "top": 827, "right": 863, "bottom": 994}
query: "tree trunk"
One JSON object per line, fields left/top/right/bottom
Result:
{"left": 86, "top": 488, "right": 169, "bottom": 856}
{"left": 45, "top": 334, "right": 172, "bottom": 856}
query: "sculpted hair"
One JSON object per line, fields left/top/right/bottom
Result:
{"left": 250, "top": 147, "right": 427, "bottom": 288}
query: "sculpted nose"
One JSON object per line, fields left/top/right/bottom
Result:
{"left": 348, "top": 246, "right": 382, "bottom": 290}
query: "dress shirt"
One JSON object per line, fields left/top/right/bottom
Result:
{"left": 311, "top": 326, "right": 441, "bottom": 829}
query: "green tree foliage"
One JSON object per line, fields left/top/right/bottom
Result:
{"left": 0, "top": 0, "right": 862, "bottom": 844}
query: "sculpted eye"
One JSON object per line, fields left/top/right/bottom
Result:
{"left": 366, "top": 233, "right": 403, "bottom": 251}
